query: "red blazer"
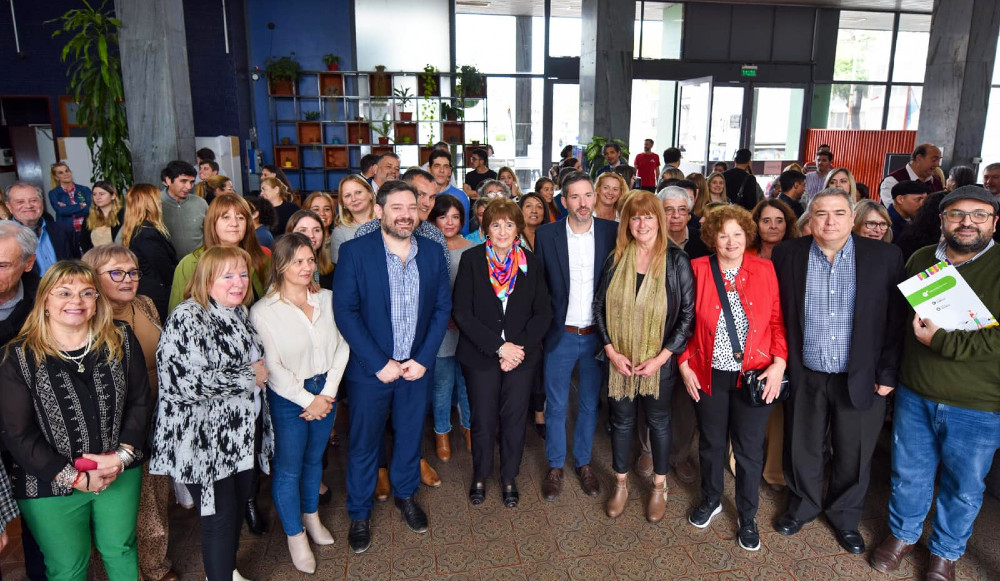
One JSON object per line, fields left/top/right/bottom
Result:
{"left": 677, "top": 254, "right": 788, "bottom": 395}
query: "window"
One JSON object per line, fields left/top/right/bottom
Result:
{"left": 885, "top": 85, "right": 922, "bottom": 130}
{"left": 548, "top": 0, "right": 582, "bottom": 58}
{"left": 822, "top": 84, "right": 887, "bottom": 130}
{"left": 634, "top": 2, "right": 682, "bottom": 60}
{"left": 834, "top": 11, "right": 894, "bottom": 83}
{"left": 355, "top": 0, "right": 449, "bottom": 71}
{"left": 892, "top": 14, "right": 931, "bottom": 83}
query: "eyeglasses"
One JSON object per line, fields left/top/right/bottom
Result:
{"left": 864, "top": 221, "right": 889, "bottom": 230}
{"left": 49, "top": 290, "right": 100, "bottom": 301}
{"left": 943, "top": 209, "right": 995, "bottom": 224}
{"left": 664, "top": 207, "right": 690, "bottom": 216}
{"left": 102, "top": 269, "right": 142, "bottom": 282}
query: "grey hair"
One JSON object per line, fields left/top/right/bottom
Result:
{"left": 984, "top": 162, "right": 1000, "bottom": 173}
{"left": 477, "top": 179, "right": 510, "bottom": 199}
{"left": 0, "top": 220, "right": 39, "bottom": 262}
{"left": 808, "top": 187, "right": 853, "bottom": 210}
{"left": 8, "top": 181, "right": 43, "bottom": 201}
{"left": 656, "top": 186, "right": 693, "bottom": 209}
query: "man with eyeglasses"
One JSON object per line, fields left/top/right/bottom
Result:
{"left": 463, "top": 147, "right": 496, "bottom": 201}
{"left": 6, "top": 182, "right": 79, "bottom": 275}
{"left": 428, "top": 150, "right": 470, "bottom": 235}
{"left": 888, "top": 180, "right": 930, "bottom": 241}
{"left": 870, "top": 186, "right": 1000, "bottom": 581}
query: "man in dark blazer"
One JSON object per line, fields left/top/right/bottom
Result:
{"left": 771, "top": 187, "right": 905, "bottom": 556}
{"left": 6, "top": 182, "right": 79, "bottom": 274}
{"left": 533, "top": 171, "right": 617, "bottom": 500}
{"left": 333, "top": 180, "right": 451, "bottom": 554}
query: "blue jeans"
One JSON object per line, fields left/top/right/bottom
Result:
{"left": 432, "top": 356, "right": 471, "bottom": 434}
{"left": 543, "top": 331, "right": 602, "bottom": 468}
{"left": 888, "top": 384, "right": 1000, "bottom": 560}
{"left": 268, "top": 375, "right": 336, "bottom": 536}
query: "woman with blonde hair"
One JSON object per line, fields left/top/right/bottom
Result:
{"left": 121, "top": 183, "right": 178, "bottom": 321}
{"left": 286, "top": 209, "right": 334, "bottom": 290}
{"left": 0, "top": 260, "right": 150, "bottom": 580}
{"left": 330, "top": 175, "right": 375, "bottom": 264}
{"left": 497, "top": 166, "right": 523, "bottom": 199}
{"left": 80, "top": 180, "right": 125, "bottom": 252}
{"left": 686, "top": 173, "right": 710, "bottom": 216}
{"left": 261, "top": 176, "right": 299, "bottom": 234}
{"left": 700, "top": 172, "right": 729, "bottom": 212}
{"left": 303, "top": 191, "right": 338, "bottom": 233}
{"left": 48, "top": 162, "right": 92, "bottom": 231}
{"left": 595, "top": 172, "right": 628, "bottom": 221}
{"left": 195, "top": 175, "right": 236, "bottom": 206}
{"left": 824, "top": 167, "right": 861, "bottom": 202}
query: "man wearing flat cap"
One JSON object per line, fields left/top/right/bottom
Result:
{"left": 870, "top": 185, "right": 1000, "bottom": 581}
{"left": 888, "top": 180, "right": 930, "bottom": 241}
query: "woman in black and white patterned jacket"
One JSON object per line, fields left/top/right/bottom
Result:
{"left": 150, "top": 246, "right": 269, "bottom": 581}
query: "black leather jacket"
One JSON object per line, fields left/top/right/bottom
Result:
{"left": 593, "top": 242, "right": 696, "bottom": 363}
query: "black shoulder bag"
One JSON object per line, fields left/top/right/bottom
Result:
{"left": 709, "top": 255, "right": 788, "bottom": 407}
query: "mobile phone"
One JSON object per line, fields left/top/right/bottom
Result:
{"left": 74, "top": 457, "right": 98, "bottom": 471}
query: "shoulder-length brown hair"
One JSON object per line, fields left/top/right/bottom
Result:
{"left": 750, "top": 198, "right": 799, "bottom": 250}
{"left": 285, "top": 209, "right": 333, "bottom": 276}
{"left": 303, "top": 191, "right": 338, "bottom": 230}
{"left": 700, "top": 204, "right": 757, "bottom": 251}
{"left": 184, "top": 246, "right": 253, "bottom": 308}
{"left": 612, "top": 191, "right": 668, "bottom": 268}
{"left": 121, "top": 183, "right": 169, "bottom": 247}
{"left": 85, "top": 180, "right": 122, "bottom": 230}
{"left": 203, "top": 193, "right": 270, "bottom": 283}
{"left": 11, "top": 260, "right": 123, "bottom": 362}
{"left": 267, "top": 232, "right": 317, "bottom": 294}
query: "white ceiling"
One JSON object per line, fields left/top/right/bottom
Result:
{"left": 455, "top": 0, "right": 934, "bottom": 17}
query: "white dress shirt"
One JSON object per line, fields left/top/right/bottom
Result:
{"left": 250, "top": 288, "right": 350, "bottom": 408}
{"left": 879, "top": 163, "right": 929, "bottom": 208}
{"left": 564, "top": 219, "right": 596, "bottom": 327}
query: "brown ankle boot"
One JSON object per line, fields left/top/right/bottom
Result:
{"left": 606, "top": 476, "right": 629, "bottom": 518}
{"left": 435, "top": 432, "right": 451, "bottom": 461}
{"left": 647, "top": 481, "right": 668, "bottom": 523}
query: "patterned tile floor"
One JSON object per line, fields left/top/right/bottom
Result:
{"left": 2, "top": 406, "right": 998, "bottom": 580}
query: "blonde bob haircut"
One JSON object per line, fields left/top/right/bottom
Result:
{"left": 11, "top": 260, "right": 123, "bottom": 362}
{"left": 121, "top": 183, "right": 169, "bottom": 247}
{"left": 336, "top": 174, "right": 375, "bottom": 226}
{"left": 184, "top": 245, "right": 253, "bottom": 308}
{"left": 700, "top": 204, "right": 757, "bottom": 251}
{"left": 612, "top": 191, "right": 668, "bottom": 268}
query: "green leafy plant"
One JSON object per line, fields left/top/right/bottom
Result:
{"left": 393, "top": 87, "right": 413, "bottom": 111}
{"left": 303, "top": 111, "right": 321, "bottom": 121}
{"left": 264, "top": 54, "right": 301, "bottom": 82}
{"left": 456, "top": 64, "right": 486, "bottom": 105}
{"left": 322, "top": 54, "right": 340, "bottom": 66}
{"left": 370, "top": 114, "right": 392, "bottom": 139}
{"left": 50, "top": 0, "right": 132, "bottom": 194}
{"left": 583, "top": 136, "right": 629, "bottom": 179}
{"left": 441, "top": 101, "right": 464, "bottom": 121}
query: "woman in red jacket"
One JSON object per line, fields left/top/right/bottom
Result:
{"left": 677, "top": 204, "right": 787, "bottom": 552}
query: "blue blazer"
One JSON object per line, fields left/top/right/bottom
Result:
{"left": 533, "top": 218, "right": 617, "bottom": 353}
{"left": 333, "top": 230, "right": 452, "bottom": 383}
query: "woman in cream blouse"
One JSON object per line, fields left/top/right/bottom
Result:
{"left": 250, "top": 233, "right": 349, "bottom": 574}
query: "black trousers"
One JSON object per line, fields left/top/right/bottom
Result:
{"left": 783, "top": 368, "right": 885, "bottom": 530}
{"left": 694, "top": 369, "right": 773, "bottom": 522}
{"left": 609, "top": 370, "right": 675, "bottom": 475}
{"left": 463, "top": 360, "right": 536, "bottom": 483}
{"left": 530, "top": 364, "right": 545, "bottom": 415}
{"left": 20, "top": 521, "right": 46, "bottom": 581}
{"left": 188, "top": 470, "right": 254, "bottom": 581}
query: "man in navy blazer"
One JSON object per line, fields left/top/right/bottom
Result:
{"left": 533, "top": 171, "right": 617, "bottom": 501}
{"left": 333, "top": 180, "right": 451, "bottom": 554}
{"left": 6, "top": 182, "right": 79, "bottom": 274}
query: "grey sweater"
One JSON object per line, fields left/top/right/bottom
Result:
{"left": 160, "top": 191, "right": 208, "bottom": 257}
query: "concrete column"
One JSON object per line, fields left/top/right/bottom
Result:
{"left": 579, "top": 0, "right": 634, "bottom": 146}
{"left": 916, "top": 0, "right": 1000, "bottom": 168}
{"left": 515, "top": 16, "right": 531, "bottom": 159}
{"left": 115, "top": 0, "right": 195, "bottom": 185}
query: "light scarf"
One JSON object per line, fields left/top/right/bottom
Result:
{"left": 605, "top": 242, "right": 668, "bottom": 400}
{"left": 486, "top": 239, "right": 527, "bottom": 301}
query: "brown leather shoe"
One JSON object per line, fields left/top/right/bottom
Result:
{"left": 606, "top": 476, "right": 629, "bottom": 517}
{"left": 635, "top": 453, "right": 653, "bottom": 478}
{"left": 420, "top": 459, "right": 441, "bottom": 487}
{"left": 575, "top": 464, "right": 601, "bottom": 497}
{"left": 647, "top": 481, "right": 668, "bottom": 523}
{"left": 435, "top": 432, "right": 451, "bottom": 462}
{"left": 869, "top": 534, "right": 914, "bottom": 573}
{"left": 458, "top": 425, "right": 472, "bottom": 452}
{"left": 925, "top": 554, "right": 955, "bottom": 581}
{"left": 541, "top": 468, "right": 564, "bottom": 501}
{"left": 672, "top": 459, "right": 697, "bottom": 484}
{"left": 375, "top": 468, "right": 390, "bottom": 501}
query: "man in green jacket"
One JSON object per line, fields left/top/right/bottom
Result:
{"left": 870, "top": 186, "right": 1000, "bottom": 581}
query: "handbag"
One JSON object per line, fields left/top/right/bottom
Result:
{"left": 709, "top": 255, "right": 788, "bottom": 407}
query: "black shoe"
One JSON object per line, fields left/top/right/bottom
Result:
{"left": 318, "top": 486, "right": 332, "bottom": 506}
{"left": 348, "top": 519, "right": 371, "bottom": 553}
{"left": 774, "top": 513, "right": 814, "bottom": 536}
{"left": 244, "top": 498, "right": 268, "bottom": 535}
{"left": 834, "top": 528, "right": 865, "bottom": 554}
{"left": 469, "top": 482, "right": 486, "bottom": 505}
{"left": 688, "top": 500, "right": 722, "bottom": 528}
{"left": 394, "top": 496, "right": 428, "bottom": 533}
{"left": 737, "top": 519, "right": 760, "bottom": 551}
{"left": 501, "top": 481, "right": 519, "bottom": 508}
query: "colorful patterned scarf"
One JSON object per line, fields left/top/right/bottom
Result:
{"left": 486, "top": 239, "right": 527, "bottom": 301}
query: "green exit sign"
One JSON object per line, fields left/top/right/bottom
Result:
{"left": 741, "top": 65, "right": 758, "bottom": 78}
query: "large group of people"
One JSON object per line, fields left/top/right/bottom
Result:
{"left": 0, "top": 140, "right": 995, "bottom": 581}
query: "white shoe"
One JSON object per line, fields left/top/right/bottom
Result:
{"left": 233, "top": 569, "right": 252, "bottom": 581}
{"left": 174, "top": 480, "right": 195, "bottom": 509}
{"left": 302, "top": 512, "right": 335, "bottom": 545}
{"left": 287, "top": 531, "right": 316, "bottom": 574}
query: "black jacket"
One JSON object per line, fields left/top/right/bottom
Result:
{"left": 128, "top": 222, "right": 178, "bottom": 322}
{"left": 683, "top": 225, "right": 710, "bottom": 260}
{"left": 452, "top": 244, "right": 553, "bottom": 368}
{"left": 593, "top": 242, "right": 696, "bottom": 366}
{"left": 0, "top": 271, "right": 39, "bottom": 346}
{"left": 79, "top": 208, "right": 126, "bottom": 253}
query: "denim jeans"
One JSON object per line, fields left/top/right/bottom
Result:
{"left": 543, "top": 331, "right": 603, "bottom": 468}
{"left": 268, "top": 374, "right": 336, "bottom": 536}
{"left": 432, "top": 356, "right": 471, "bottom": 434}
{"left": 888, "top": 384, "right": 1000, "bottom": 560}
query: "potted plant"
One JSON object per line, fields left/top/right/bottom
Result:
{"left": 456, "top": 64, "right": 486, "bottom": 103}
{"left": 441, "top": 101, "right": 464, "bottom": 122}
{"left": 371, "top": 64, "right": 391, "bottom": 97}
{"left": 303, "top": 111, "right": 321, "bottom": 121}
{"left": 584, "top": 136, "right": 629, "bottom": 179}
{"left": 393, "top": 87, "right": 414, "bottom": 121}
{"left": 264, "top": 54, "right": 301, "bottom": 96}
{"left": 280, "top": 136, "right": 291, "bottom": 145}
{"left": 420, "top": 64, "right": 440, "bottom": 97}
{"left": 322, "top": 53, "right": 340, "bottom": 71}
{"left": 371, "top": 114, "right": 392, "bottom": 145}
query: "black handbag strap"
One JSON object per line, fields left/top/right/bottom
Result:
{"left": 709, "top": 255, "right": 743, "bottom": 361}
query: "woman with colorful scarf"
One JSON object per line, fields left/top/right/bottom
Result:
{"left": 452, "top": 198, "right": 552, "bottom": 509}
{"left": 593, "top": 191, "right": 695, "bottom": 523}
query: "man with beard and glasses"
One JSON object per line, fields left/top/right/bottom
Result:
{"left": 333, "top": 180, "right": 451, "bottom": 554}
{"left": 870, "top": 186, "right": 1000, "bottom": 581}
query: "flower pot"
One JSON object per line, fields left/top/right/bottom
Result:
{"left": 446, "top": 114, "right": 458, "bottom": 122}
{"left": 378, "top": 137, "right": 390, "bottom": 145}
{"left": 269, "top": 78, "right": 295, "bottom": 96}
{"left": 400, "top": 112, "right": 413, "bottom": 121}
{"left": 326, "top": 64, "right": 339, "bottom": 71}
{"left": 280, "top": 137, "right": 291, "bottom": 145}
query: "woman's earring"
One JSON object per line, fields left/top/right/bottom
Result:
{"left": 44, "top": 310, "right": 49, "bottom": 317}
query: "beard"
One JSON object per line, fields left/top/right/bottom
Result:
{"left": 382, "top": 217, "right": 415, "bottom": 240}
{"left": 943, "top": 225, "right": 993, "bottom": 254}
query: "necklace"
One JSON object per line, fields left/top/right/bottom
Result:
{"left": 58, "top": 331, "right": 94, "bottom": 373}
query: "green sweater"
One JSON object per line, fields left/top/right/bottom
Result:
{"left": 168, "top": 247, "right": 269, "bottom": 313}
{"left": 900, "top": 244, "right": 1000, "bottom": 412}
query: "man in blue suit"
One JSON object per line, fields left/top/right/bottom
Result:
{"left": 333, "top": 180, "right": 452, "bottom": 554}
{"left": 533, "top": 171, "right": 618, "bottom": 501}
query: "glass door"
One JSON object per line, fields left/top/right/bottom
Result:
{"left": 675, "top": 76, "right": 713, "bottom": 175}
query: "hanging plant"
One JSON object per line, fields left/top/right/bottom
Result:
{"left": 50, "top": 0, "right": 132, "bottom": 194}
